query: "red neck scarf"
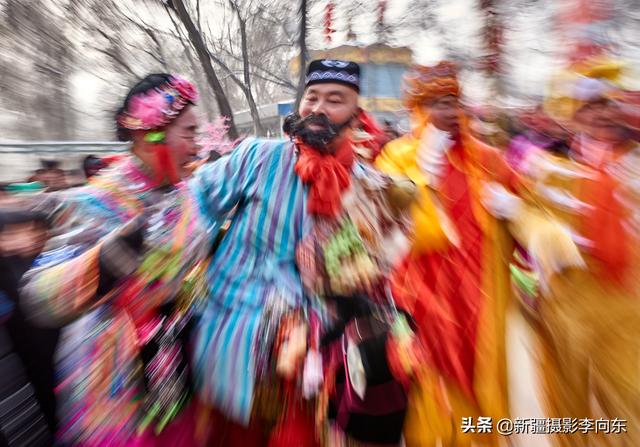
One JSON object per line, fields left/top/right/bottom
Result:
{"left": 294, "top": 138, "right": 355, "bottom": 219}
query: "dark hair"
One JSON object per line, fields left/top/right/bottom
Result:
{"left": 282, "top": 112, "right": 299, "bottom": 136}
{"left": 83, "top": 154, "right": 105, "bottom": 175}
{"left": 207, "top": 150, "right": 222, "bottom": 162}
{"left": 115, "top": 73, "right": 173, "bottom": 142}
{"left": 41, "top": 159, "right": 60, "bottom": 169}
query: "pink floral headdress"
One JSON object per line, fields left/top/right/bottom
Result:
{"left": 118, "top": 75, "right": 199, "bottom": 131}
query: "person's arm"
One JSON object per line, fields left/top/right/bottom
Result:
{"left": 482, "top": 180, "right": 584, "bottom": 292}
{"left": 189, "top": 138, "right": 265, "bottom": 238}
{"left": 19, "top": 212, "right": 145, "bottom": 327}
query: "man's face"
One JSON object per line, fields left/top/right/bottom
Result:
{"left": 164, "top": 105, "right": 199, "bottom": 179}
{"left": 429, "top": 95, "right": 461, "bottom": 136}
{"left": 295, "top": 83, "right": 358, "bottom": 152}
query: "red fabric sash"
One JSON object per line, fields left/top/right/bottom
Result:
{"left": 391, "top": 143, "right": 484, "bottom": 401}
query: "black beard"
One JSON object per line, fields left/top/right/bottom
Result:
{"left": 287, "top": 113, "right": 348, "bottom": 154}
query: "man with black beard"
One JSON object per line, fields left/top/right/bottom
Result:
{"left": 190, "top": 59, "right": 415, "bottom": 445}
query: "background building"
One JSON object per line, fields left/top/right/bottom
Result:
{"left": 233, "top": 43, "right": 414, "bottom": 137}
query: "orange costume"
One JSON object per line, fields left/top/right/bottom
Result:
{"left": 375, "top": 63, "right": 519, "bottom": 446}
{"left": 512, "top": 59, "right": 640, "bottom": 447}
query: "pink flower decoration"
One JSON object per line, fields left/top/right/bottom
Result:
{"left": 128, "top": 92, "right": 168, "bottom": 128}
{"left": 170, "top": 75, "right": 198, "bottom": 103}
{"left": 196, "top": 116, "right": 235, "bottom": 156}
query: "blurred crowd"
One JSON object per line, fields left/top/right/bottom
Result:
{"left": 1, "top": 54, "right": 639, "bottom": 447}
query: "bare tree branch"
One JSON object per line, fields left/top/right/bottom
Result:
{"left": 295, "top": 0, "right": 308, "bottom": 106}
{"left": 196, "top": 0, "right": 202, "bottom": 32}
{"left": 169, "top": 0, "right": 239, "bottom": 138}
{"left": 89, "top": 45, "right": 139, "bottom": 78}
{"left": 250, "top": 72, "right": 297, "bottom": 91}
{"left": 214, "top": 46, "right": 296, "bottom": 90}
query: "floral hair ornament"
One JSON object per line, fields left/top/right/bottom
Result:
{"left": 118, "top": 75, "right": 199, "bottom": 131}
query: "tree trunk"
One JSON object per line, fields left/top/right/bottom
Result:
{"left": 170, "top": 0, "right": 239, "bottom": 139}
{"left": 231, "top": 1, "right": 265, "bottom": 135}
{"left": 294, "top": 0, "right": 309, "bottom": 109}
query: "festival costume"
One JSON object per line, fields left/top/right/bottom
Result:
{"left": 375, "top": 62, "right": 521, "bottom": 447}
{"left": 507, "top": 66, "right": 640, "bottom": 446}
{"left": 504, "top": 128, "right": 571, "bottom": 318}
{"left": 500, "top": 138, "right": 640, "bottom": 447}
{"left": 190, "top": 135, "right": 412, "bottom": 437}
{"left": 19, "top": 76, "right": 210, "bottom": 446}
{"left": 191, "top": 59, "right": 416, "bottom": 446}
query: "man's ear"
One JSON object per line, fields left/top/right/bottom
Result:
{"left": 349, "top": 106, "right": 363, "bottom": 127}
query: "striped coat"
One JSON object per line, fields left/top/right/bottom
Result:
{"left": 190, "top": 137, "right": 400, "bottom": 424}
{"left": 190, "top": 138, "right": 309, "bottom": 424}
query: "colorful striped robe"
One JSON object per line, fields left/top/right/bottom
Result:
{"left": 190, "top": 137, "right": 401, "bottom": 425}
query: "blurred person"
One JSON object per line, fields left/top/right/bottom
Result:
{"left": 506, "top": 106, "right": 570, "bottom": 173}
{"left": 19, "top": 73, "right": 211, "bottom": 446}
{"left": 0, "top": 209, "right": 53, "bottom": 446}
{"left": 0, "top": 208, "right": 59, "bottom": 436}
{"left": 375, "top": 62, "right": 578, "bottom": 447}
{"left": 503, "top": 107, "right": 572, "bottom": 317}
{"left": 82, "top": 155, "right": 107, "bottom": 180}
{"left": 190, "top": 59, "right": 415, "bottom": 446}
{"left": 483, "top": 65, "right": 640, "bottom": 447}
{"left": 29, "top": 160, "right": 69, "bottom": 191}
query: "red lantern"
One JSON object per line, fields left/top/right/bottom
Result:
{"left": 378, "top": 0, "right": 387, "bottom": 28}
{"left": 324, "top": 2, "right": 335, "bottom": 43}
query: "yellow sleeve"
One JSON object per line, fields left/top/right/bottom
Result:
{"left": 376, "top": 137, "right": 450, "bottom": 253}
{"left": 507, "top": 197, "right": 584, "bottom": 289}
{"left": 376, "top": 137, "right": 411, "bottom": 176}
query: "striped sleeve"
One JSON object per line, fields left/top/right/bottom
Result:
{"left": 189, "top": 138, "right": 264, "bottom": 239}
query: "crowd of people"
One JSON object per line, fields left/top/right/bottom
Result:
{"left": 0, "top": 54, "right": 639, "bottom": 447}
